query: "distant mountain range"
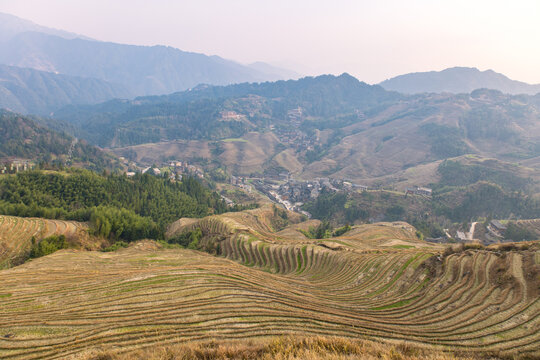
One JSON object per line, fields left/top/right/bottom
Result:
{"left": 379, "top": 67, "right": 540, "bottom": 95}
{"left": 0, "top": 12, "right": 91, "bottom": 42}
{"left": 2, "top": 12, "right": 540, "bottom": 118}
{"left": 0, "top": 13, "right": 300, "bottom": 98}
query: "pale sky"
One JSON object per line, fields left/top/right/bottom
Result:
{"left": 1, "top": 0, "right": 539, "bottom": 84}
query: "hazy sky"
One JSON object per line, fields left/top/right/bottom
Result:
{"left": 1, "top": 0, "right": 539, "bottom": 84}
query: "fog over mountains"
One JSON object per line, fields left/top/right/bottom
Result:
{"left": 380, "top": 67, "right": 540, "bottom": 95}
{"left": 1, "top": 12, "right": 540, "bottom": 117}
{"left": 0, "top": 12, "right": 299, "bottom": 101}
{"left": 0, "top": 12, "right": 90, "bottom": 42}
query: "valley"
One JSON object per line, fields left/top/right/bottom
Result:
{"left": 0, "top": 8, "right": 540, "bottom": 359}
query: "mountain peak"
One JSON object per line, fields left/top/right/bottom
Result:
{"left": 0, "top": 12, "right": 91, "bottom": 42}
{"left": 380, "top": 67, "right": 540, "bottom": 95}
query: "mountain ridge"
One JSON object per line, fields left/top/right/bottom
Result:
{"left": 379, "top": 66, "right": 540, "bottom": 95}
{"left": 0, "top": 12, "right": 300, "bottom": 97}
{"left": 0, "top": 12, "right": 92, "bottom": 42}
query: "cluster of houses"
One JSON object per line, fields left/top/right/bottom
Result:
{"left": 229, "top": 175, "right": 252, "bottom": 193}
{"left": 126, "top": 160, "right": 205, "bottom": 180}
{"left": 276, "top": 177, "right": 368, "bottom": 204}
{"left": 167, "top": 160, "right": 205, "bottom": 179}
{"left": 247, "top": 176, "right": 369, "bottom": 216}
{"left": 275, "top": 129, "right": 317, "bottom": 151}
{"left": 0, "top": 159, "right": 34, "bottom": 174}
{"left": 286, "top": 107, "right": 303, "bottom": 127}
{"left": 220, "top": 111, "right": 246, "bottom": 121}
{"left": 405, "top": 186, "right": 432, "bottom": 197}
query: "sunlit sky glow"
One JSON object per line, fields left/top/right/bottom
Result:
{"left": 1, "top": 0, "right": 539, "bottom": 84}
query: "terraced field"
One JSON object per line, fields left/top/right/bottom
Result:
{"left": 516, "top": 218, "right": 540, "bottom": 239}
{"left": 0, "top": 215, "right": 94, "bottom": 268}
{"left": 0, "top": 208, "right": 538, "bottom": 359}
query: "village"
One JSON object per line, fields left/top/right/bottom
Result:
{"left": 0, "top": 155, "right": 525, "bottom": 247}
{"left": 0, "top": 159, "right": 35, "bottom": 174}
{"left": 3, "top": 154, "right": 511, "bottom": 249}
{"left": 120, "top": 157, "right": 205, "bottom": 181}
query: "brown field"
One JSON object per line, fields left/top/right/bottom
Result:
{"left": 0, "top": 207, "right": 539, "bottom": 359}
{"left": 0, "top": 215, "right": 103, "bottom": 269}
{"left": 111, "top": 132, "right": 283, "bottom": 175}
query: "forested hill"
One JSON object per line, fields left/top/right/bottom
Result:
{"left": 0, "top": 64, "right": 131, "bottom": 115}
{"left": 0, "top": 170, "right": 237, "bottom": 241}
{"left": 53, "top": 73, "right": 402, "bottom": 146}
{"left": 49, "top": 76, "right": 540, "bottom": 187}
{"left": 0, "top": 110, "right": 119, "bottom": 171}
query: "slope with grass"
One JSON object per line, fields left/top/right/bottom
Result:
{"left": 0, "top": 207, "right": 538, "bottom": 359}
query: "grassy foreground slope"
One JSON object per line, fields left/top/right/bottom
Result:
{"left": 0, "top": 207, "right": 538, "bottom": 359}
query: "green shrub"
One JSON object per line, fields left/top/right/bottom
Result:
{"left": 168, "top": 228, "right": 203, "bottom": 249}
{"left": 102, "top": 241, "right": 129, "bottom": 252}
{"left": 30, "top": 235, "right": 68, "bottom": 258}
{"left": 333, "top": 224, "right": 352, "bottom": 237}
{"left": 504, "top": 223, "right": 537, "bottom": 242}
{"left": 89, "top": 206, "right": 161, "bottom": 242}
{"left": 299, "top": 221, "right": 334, "bottom": 239}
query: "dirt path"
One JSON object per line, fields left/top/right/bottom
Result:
{"left": 467, "top": 221, "right": 478, "bottom": 241}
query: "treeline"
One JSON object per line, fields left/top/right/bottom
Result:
{"left": 0, "top": 111, "right": 118, "bottom": 171}
{"left": 433, "top": 182, "right": 540, "bottom": 222}
{"left": 302, "top": 182, "right": 539, "bottom": 238}
{"left": 302, "top": 192, "right": 369, "bottom": 224}
{"left": 436, "top": 160, "right": 531, "bottom": 192}
{"left": 0, "top": 170, "right": 243, "bottom": 242}
{"left": 298, "top": 222, "right": 352, "bottom": 239}
{"left": 504, "top": 223, "right": 537, "bottom": 242}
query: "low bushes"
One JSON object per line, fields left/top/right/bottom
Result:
{"left": 29, "top": 235, "right": 68, "bottom": 258}
{"left": 167, "top": 228, "right": 203, "bottom": 249}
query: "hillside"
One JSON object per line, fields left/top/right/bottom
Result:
{"left": 380, "top": 67, "right": 540, "bottom": 95}
{"left": 54, "top": 73, "right": 399, "bottom": 147}
{"left": 55, "top": 75, "right": 540, "bottom": 193}
{"left": 0, "top": 110, "right": 119, "bottom": 171}
{"left": 0, "top": 206, "right": 538, "bottom": 359}
{"left": 0, "top": 64, "right": 131, "bottom": 114}
{"left": 299, "top": 89, "right": 540, "bottom": 183}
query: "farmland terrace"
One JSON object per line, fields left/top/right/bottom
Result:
{"left": 0, "top": 215, "right": 102, "bottom": 269}
{"left": 0, "top": 207, "right": 538, "bottom": 359}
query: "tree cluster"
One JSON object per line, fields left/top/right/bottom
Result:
{"left": 0, "top": 170, "right": 234, "bottom": 242}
